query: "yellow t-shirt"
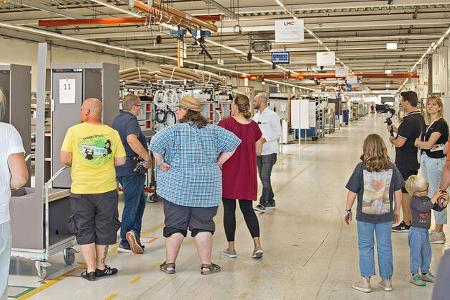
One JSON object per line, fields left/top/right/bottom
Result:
{"left": 61, "top": 123, "right": 126, "bottom": 194}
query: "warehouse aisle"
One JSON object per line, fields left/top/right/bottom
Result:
{"left": 8, "top": 114, "right": 447, "bottom": 300}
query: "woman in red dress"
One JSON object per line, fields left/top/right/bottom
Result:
{"left": 219, "top": 94, "right": 264, "bottom": 259}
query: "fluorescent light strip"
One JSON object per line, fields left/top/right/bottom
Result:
{"left": 265, "top": 79, "right": 315, "bottom": 91}
{"left": 0, "top": 22, "right": 253, "bottom": 77}
{"left": 90, "top": 0, "right": 142, "bottom": 18}
{"left": 89, "top": 1, "right": 297, "bottom": 76}
{"left": 399, "top": 24, "right": 450, "bottom": 93}
{"left": 274, "top": 0, "right": 352, "bottom": 73}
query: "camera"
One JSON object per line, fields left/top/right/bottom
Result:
{"left": 133, "top": 156, "right": 147, "bottom": 174}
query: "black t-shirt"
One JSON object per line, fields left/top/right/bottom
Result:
{"left": 345, "top": 162, "right": 404, "bottom": 224}
{"left": 421, "top": 118, "right": 449, "bottom": 159}
{"left": 395, "top": 111, "right": 426, "bottom": 171}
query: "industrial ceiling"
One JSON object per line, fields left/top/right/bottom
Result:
{"left": 0, "top": 0, "right": 449, "bottom": 92}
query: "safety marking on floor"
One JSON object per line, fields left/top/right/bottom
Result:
{"left": 15, "top": 223, "right": 165, "bottom": 299}
{"left": 129, "top": 276, "right": 142, "bottom": 285}
{"left": 16, "top": 266, "right": 79, "bottom": 300}
{"left": 7, "top": 286, "right": 35, "bottom": 299}
{"left": 105, "top": 293, "right": 118, "bottom": 300}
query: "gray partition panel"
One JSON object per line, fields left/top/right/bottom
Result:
{"left": 102, "top": 63, "right": 120, "bottom": 126}
{"left": 52, "top": 71, "right": 83, "bottom": 188}
{"left": 0, "top": 70, "right": 10, "bottom": 123}
{"left": 10, "top": 65, "right": 32, "bottom": 169}
{"left": 83, "top": 68, "right": 102, "bottom": 101}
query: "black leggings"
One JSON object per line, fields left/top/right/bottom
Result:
{"left": 223, "top": 198, "right": 260, "bottom": 242}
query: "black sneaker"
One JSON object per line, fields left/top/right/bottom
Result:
{"left": 254, "top": 204, "right": 266, "bottom": 212}
{"left": 392, "top": 221, "right": 410, "bottom": 232}
{"left": 81, "top": 271, "right": 96, "bottom": 281}
{"left": 266, "top": 201, "right": 276, "bottom": 208}
{"left": 95, "top": 265, "right": 118, "bottom": 278}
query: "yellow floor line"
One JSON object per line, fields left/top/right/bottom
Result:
{"left": 18, "top": 223, "right": 165, "bottom": 299}
{"left": 17, "top": 267, "right": 79, "bottom": 300}
{"left": 129, "top": 276, "right": 142, "bottom": 285}
{"left": 105, "top": 293, "right": 118, "bottom": 300}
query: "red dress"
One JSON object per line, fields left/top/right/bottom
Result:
{"left": 219, "top": 117, "right": 262, "bottom": 201}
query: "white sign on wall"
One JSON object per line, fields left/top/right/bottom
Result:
{"left": 59, "top": 79, "right": 76, "bottom": 104}
{"left": 335, "top": 67, "right": 349, "bottom": 77}
{"left": 347, "top": 75, "right": 358, "bottom": 84}
{"left": 275, "top": 19, "right": 304, "bottom": 43}
{"left": 300, "top": 100, "right": 310, "bottom": 129}
{"left": 316, "top": 52, "right": 335, "bottom": 67}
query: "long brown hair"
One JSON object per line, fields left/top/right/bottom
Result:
{"left": 179, "top": 109, "right": 209, "bottom": 128}
{"left": 234, "top": 94, "right": 252, "bottom": 119}
{"left": 360, "top": 134, "right": 392, "bottom": 172}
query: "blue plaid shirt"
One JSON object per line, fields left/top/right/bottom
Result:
{"left": 149, "top": 122, "right": 241, "bottom": 207}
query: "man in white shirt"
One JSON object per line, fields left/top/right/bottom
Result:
{"left": 252, "top": 93, "right": 282, "bottom": 212}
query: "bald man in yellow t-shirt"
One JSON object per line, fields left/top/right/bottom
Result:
{"left": 61, "top": 98, "right": 126, "bottom": 281}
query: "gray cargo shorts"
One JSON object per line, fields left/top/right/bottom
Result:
{"left": 68, "top": 190, "right": 121, "bottom": 245}
{"left": 162, "top": 199, "right": 218, "bottom": 238}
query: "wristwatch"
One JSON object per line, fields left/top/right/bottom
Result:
{"left": 345, "top": 208, "right": 352, "bottom": 213}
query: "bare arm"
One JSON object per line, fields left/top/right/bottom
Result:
{"left": 415, "top": 132, "right": 442, "bottom": 150}
{"left": 8, "top": 152, "right": 29, "bottom": 189}
{"left": 439, "top": 160, "right": 450, "bottom": 190}
{"left": 256, "top": 138, "right": 266, "bottom": 156}
{"left": 389, "top": 136, "right": 406, "bottom": 148}
{"left": 60, "top": 151, "right": 72, "bottom": 167}
{"left": 393, "top": 189, "right": 402, "bottom": 224}
{"left": 345, "top": 190, "right": 357, "bottom": 210}
{"left": 114, "top": 156, "right": 126, "bottom": 166}
{"left": 126, "top": 134, "right": 151, "bottom": 161}
{"left": 218, "top": 150, "right": 236, "bottom": 168}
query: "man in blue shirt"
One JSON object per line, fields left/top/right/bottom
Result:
{"left": 112, "top": 94, "right": 151, "bottom": 254}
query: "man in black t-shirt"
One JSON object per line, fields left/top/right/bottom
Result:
{"left": 387, "top": 91, "right": 426, "bottom": 232}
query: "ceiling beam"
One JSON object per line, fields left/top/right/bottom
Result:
{"left": 203, "top": 0, "right": 238, "bottom": 19}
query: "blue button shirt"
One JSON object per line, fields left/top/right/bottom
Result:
{"left": 112, "top": 110, "right": 148, "bottom": 177}
{"left": 149, "top": 123, "right": 241, "bottom": 207}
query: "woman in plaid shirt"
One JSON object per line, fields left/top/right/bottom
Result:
{"left": 149, "top": 96, "right": 240, "bottom": 275}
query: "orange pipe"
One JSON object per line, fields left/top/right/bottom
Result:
{"left": 196, "top": 15, "right": 222, "bottom": 22}
{"left": 38, "top": 17, "right": 147, "bottom": 27}
{"left": 240, "top": 73, "right": 419, "bottom": 79}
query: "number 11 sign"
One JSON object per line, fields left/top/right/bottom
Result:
{"left": 59, "top": 79, "right": 76, "bottom": 104}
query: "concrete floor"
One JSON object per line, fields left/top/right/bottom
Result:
{"left": 7, "top": 114, "right": 448, "bottom": 299}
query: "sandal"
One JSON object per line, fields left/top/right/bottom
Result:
{"left": 200, "top": 263, "right": 221, "bottom": 275}
{"left": 160, "top": 261, "right": 176, "bottom": 274}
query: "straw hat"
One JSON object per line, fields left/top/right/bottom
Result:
{"left": 178, "top": 96, "right": 202, "bottom": 112}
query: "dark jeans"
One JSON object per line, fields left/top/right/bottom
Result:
{"left": 257, "top": 153, "right": 277, "bottom": 206}
{"left": 223, "top": 199, "right": 260, "bottom": 242}
{"left": 117, "top": 174, "right": 146, "bottom": 247}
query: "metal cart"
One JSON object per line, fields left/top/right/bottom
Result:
{"left": 11, "top": 166, "right": 77, "bottom": 279}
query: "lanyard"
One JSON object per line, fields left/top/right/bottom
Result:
{"left": 424, "top": 118, "right": 440, "bottom": 137}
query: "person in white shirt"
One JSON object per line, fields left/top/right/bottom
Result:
{"left": 252, "top": 93, "right": 282, "bottom": 212}
{"left": 0, "top": 90, "right": 29, "bottom": 300}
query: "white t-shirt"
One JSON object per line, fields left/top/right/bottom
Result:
{"left": 0, "top": 122, "right": 25, "bottom": 224}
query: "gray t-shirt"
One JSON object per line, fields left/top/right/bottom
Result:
{"left": 346, "top": 162, "right": 404, "bottom": 223}
{"left": 410, "top": 195, "right": 444, "bottom": 229}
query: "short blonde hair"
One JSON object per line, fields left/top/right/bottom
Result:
{"left": 405, "top": 175, "right": 429, "bottom": 196}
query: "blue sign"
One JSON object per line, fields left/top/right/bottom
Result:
{"left": 271, "top": 52, "right": 290, "bottom": 64}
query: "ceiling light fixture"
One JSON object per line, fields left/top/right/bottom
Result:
{"left": 89, "top": 0, "right": 298, "bottom": 76}
{"left": 273, "top": 0, "right": 352, "bottom": 73}
{"left": 385, "top": 70, "right": 392, "bottom": 74}
{"left": 386, "top": 42, "right": 397, "bottom": 50}
{"left": 398, "top": 24, "right": 450, "bottom": 93}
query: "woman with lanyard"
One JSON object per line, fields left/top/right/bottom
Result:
{"left": 415, "top": 95, "right": 449, "bottom": 244}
